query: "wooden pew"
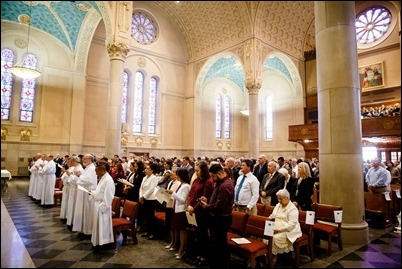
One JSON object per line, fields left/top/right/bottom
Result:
{"left": 364, "top": 191, "right": 393, "bottom": 231}
{"left": 390, "top": 184, "right": 401, "bottom": 224}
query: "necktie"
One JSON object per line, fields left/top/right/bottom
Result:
{"left": 235, "top": 175, "right": 246, "bottom": 203}
{"left": 264, "top": 174, "right": 272, "bottom": 190}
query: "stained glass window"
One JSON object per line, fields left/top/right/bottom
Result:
{"left": 215, "top": 95, "right": 222, "bottom": 138}
{"left": 133, "top": 71, "right": 144, "bottom": 133}
{"left": 356, "top": 6, "right": 392, "bottom": 45}
{"left": 224, "top": 95, "right": 231, "bottom": 139}
{"left": 148, "top": 77, "right": 158, "bottom": 134}
{"left": 122, "top": 71, "right": 128, "bottom": 123}
{"left": 265, "top": 96, "right": 273, "bottom": 140}
{"left": 1, "top": 49, "right": 14, "bottom": 121}
{"left": 131, "top": 12, "right": 158, "bottom": 45}
{"left": 19, "top": 54, "right": 38, "bottom": 122}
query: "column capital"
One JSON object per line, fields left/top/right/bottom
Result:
{"left": 107, "top": 42, "right": 130, "bottom": 60}
{"left": 246, "top": 81, "right": 261, "bottom": 95}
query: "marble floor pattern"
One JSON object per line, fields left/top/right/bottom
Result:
{"left": 1, "top": 178, "right": 401, "bottom": 268}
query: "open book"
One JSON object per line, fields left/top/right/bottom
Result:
{"left": 231, "top": 237, "right": 251, "bottom": 244}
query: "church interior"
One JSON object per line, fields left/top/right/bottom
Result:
{"left": 1, "top": 1, "right": 401, "bottom": 268}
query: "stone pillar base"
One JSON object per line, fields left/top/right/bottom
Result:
{"left": 341, "top": 222, "right": 369, "bottom": 245}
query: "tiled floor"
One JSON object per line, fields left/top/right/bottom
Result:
{"left": 1, "top": 178, "right": 401, "bottom": 268}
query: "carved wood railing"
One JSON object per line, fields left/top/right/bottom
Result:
{"left": 289, "top": 116, "right": 401, "bottom": 158}
{"left": 289, "top": 116, "right": 400, "bottom": 142}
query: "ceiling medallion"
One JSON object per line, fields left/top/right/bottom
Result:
{"left": 14, "top": 37, "right": 27, "bottom": 49}
{"left": 138, "top": 57, "right": 146, "bottom": 68}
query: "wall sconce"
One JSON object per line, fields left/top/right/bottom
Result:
{"left": 1, "top": 127, "right": 8, "bottom": 140}
{"left": 121, "top": 132, "right": 128, "bottom": 146}
{"left": 216, "top": 141, "right": 223, "bottom": 149}
{"left": 135, "top": 136, "right": 143, "bottom": 145}
{"left": 20, "top": 128, "right": 32, "bottom": 141}
{"left": 150, "top": 138, "right": 158, "bottom": 146}
{"left": 226, "top": 142, "right": 231, "bottom": 150}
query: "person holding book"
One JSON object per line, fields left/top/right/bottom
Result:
{"left": 267, "top": 189, "right": 302, "bottom": 266}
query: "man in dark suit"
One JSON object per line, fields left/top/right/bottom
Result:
{"left": 278, "top": 168, "right": 297, "bottom": 201}
{"left": 253, "top": 154, "right": 269, "bottom": 183}
{"left": 259, "top": 161, "right": 285, "bottom": 206}
{"left": 181, "top": 156, "right": 194, "bottom": 179}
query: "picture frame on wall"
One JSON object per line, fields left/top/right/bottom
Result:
{"left": 359, "top": 62, "right": 385, "bottom": 91}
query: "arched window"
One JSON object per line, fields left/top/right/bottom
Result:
{"left": 215, "top": 95, "right": 222, "bottom": 138}
{"left": 265, "top": 95, "right": 273, "bottom": 140}
{"left": 223, "top": 95, "right": 231, "bottom": 139}
{"left": 215, "top": 94, "right": 231, "bottom": 139}
{"left": 19, "top": 53, "right": 38, "bottom": 122}
{"left": 133, "top": 71, "right": 144, "bottom": 133}
{"left": 122, "top": 71, "right": 129, "bottom": 123}
{"left": 148, "top": 77, "right": 158, "bottom": 134}
{"left": 1, "top": 48, "right": 14, "bottom": 121}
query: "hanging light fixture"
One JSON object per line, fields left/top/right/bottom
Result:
{"left": 10, "top": 1, "right": 41, "bottom": 79}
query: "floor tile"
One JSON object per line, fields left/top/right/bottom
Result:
{"left": 2, "top": 179, "right": 401, "bottom": 268}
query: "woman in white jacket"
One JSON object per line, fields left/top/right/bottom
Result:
{"left": 268, "top": 189, "right": 302, "bottom": 265}
{"left": 171, "top": 168, "right": 191, "bottom": 259}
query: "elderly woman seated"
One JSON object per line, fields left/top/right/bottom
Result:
{"left": 267, "top": 189, "right": 302, "bottom": 266}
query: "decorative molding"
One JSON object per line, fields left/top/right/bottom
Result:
{"left": 246, "top": 82, "right": 261, "bottom": 95}
{"left": 307, "top": 87, "right": 317, "bottom": 96}
{"left": 14, "top": 37, "right": 27, "bottom": 49}
{"left": 288, "top": 116, "right": 401, "bottom": 143}
{"left": 255, "top": 1, "right": 314, "bottom": 59}
{"left": 153, "top": 1, "right": 250, "bottom": 61}
{"left": 75, "top": 9, "right": 102, "bottom": 72}
{"left": 19, "top": 128, "right": 32, "bottom": 142}
{"left": 135, "top": 136, "right": 143, "bottom": 146}
{"left": 216, "top": 141, "right": 223, "bottom": 150}
{"left": 1, "top": 127, "right": 8, "bottom": 140}
{"left": 137, "top": 57, "right": 146, "bottom": 68}
{"left": 150, "top": 137, "right": 158, "bottom": 146}
{"left": 107, "top": 42, "right": 130, "bottom": 60}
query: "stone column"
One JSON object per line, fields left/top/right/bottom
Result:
{"left": 315, "top": 2, "right": 368, "bottom": 244}
{"left": 246, "top": 83, "right": 261, "bottom": 158}
{"left": 105, "top": 42, "right": 129, "bottom": 158}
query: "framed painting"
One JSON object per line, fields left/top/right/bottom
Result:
{"left": 359, "top": 62, "right": 385, "bottom": 91}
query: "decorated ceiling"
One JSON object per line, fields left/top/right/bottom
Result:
{"left": 1, "top": 1, "right": 100, "bottom": 52}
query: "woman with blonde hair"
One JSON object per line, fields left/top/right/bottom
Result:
{"left": 293, "top": 162, "right": 315, "bottom": 211}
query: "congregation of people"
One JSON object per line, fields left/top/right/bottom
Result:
{"left": 361, "top": 102, "right": 400, "bottom": 118}
{"left": 27, "top": 152, "right": 401, "bottom": 268}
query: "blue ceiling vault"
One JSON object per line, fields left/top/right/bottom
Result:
{"left": 204, "top": 55, "right": 292, "bottom": 92}
{"left": 1, "top": 1, "right": 100, "bottom": 52}
{"left": 204, "top": 55, "right": 246, "bottom": 92}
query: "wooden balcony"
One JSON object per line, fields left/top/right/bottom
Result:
{"left": 288, "top": 116, "right": 401, "bottom": 159}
